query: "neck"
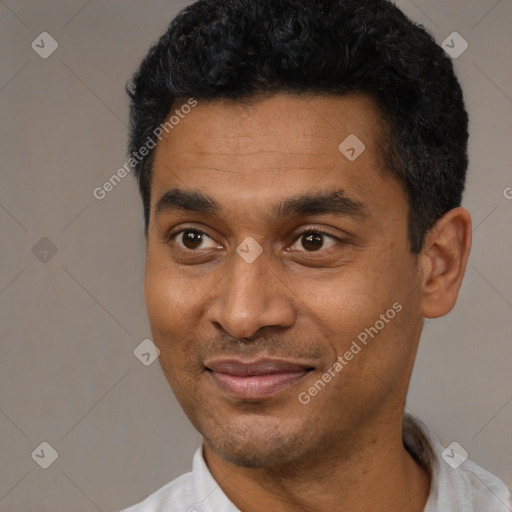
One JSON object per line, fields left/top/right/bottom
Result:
{"left": 203, "top": 413, "right": 431, "bottom": 512}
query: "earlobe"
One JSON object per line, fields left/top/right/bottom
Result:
{"left": 419, "top": 207, "right": 472, "bottom": 319}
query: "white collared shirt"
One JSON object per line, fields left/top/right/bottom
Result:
{"left": 120, "top": 414, "right": 511, "bottom": 512}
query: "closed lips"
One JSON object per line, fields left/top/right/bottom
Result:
{"left": 204, "top": 358, "right": 314, "bottom": 399}
{"left": 205, "top": 359, "right": 314, "bottom": 375}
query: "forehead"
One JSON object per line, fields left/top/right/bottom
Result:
{"left": 149, "top": 92, "right": 400, "bottom": 221}
{"left": 154, "top": 92, "right": 386, "bottom": 163}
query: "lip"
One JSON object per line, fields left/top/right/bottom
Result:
{"left": 205, "top": 358, "right": 313, "bottom": 400}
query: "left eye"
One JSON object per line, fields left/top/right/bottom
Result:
{"left": 290, "top": 230, "right": 338, "bottom": 252}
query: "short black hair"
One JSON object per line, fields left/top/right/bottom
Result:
{"left": 127, "top": 0, "right": 468, "bottom": 253}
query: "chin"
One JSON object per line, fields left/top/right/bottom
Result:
{"left": 201, "top": 413, "right": 315, "bottom": 468}
{"left": 206, "top": 435, "right": 303, "bottom": 468}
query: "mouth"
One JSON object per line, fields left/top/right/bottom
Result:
{"left": 204, "top": 358, "right": 314, "bottom": 400}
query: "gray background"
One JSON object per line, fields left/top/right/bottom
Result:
{"left": 0, "top": 0, "right": 511, "bottom": 510}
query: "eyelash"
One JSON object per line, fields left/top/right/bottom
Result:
{"left": 167, "top": 226, "right": 342, "bottom": 253}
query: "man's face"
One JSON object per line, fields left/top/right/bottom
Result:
{"left": 145, "top": 93, "right": 425, "bottom": 467}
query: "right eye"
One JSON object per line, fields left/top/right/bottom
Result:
{"left": 168, "top": 229, "right": 220, "bottom": 251}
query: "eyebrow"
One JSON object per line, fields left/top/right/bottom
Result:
{"left": 154, "top": 187, "right": 370, "bottom": 221}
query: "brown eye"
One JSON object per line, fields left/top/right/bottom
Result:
{"left": 181, "top": 230, "right": 205, "bottom": 249}
{"left": 171, "top": 229, "right": 218, "bottom": 251}
{"left": 301, "top": 232, "right": 324, "bottom": 251}
{"left": 290, "top": 229, "right": 338, "bottom": 252}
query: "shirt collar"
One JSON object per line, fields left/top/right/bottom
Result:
{"left": 189, "top": 413, "right": 510, "bottom": 512}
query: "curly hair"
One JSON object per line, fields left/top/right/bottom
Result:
{"left": 127, "top": 0, "right": 468, "bottom": 253}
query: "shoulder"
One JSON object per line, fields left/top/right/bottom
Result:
{"left": 458, "top": 458, "right": 512, "bottom": 512}
{"left": 404, "top": 413, "right": 511, "bottom": 512}
{"left": 118, "top": 446, "right": 239, "bottom": 512}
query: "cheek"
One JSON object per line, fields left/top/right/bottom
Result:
{"left": 305, "top": 269, "right": 394, "bottom": 336}
{"left": 144, "top": 266, "right": 202, "bottom": 397}
{"left": 144, "top": 270, "right": 177, "bottom": 332}
{"left": 144, "top": 266, "right": 192, "bottom": 377}
{"left": 306, "top": 256, "right": 418, "bottom": 368}
{"left": 144, "top": 257, "right": 211, "bottom": 370}
{"left": 144, "top": 255, "right": 197, "bottom": 330}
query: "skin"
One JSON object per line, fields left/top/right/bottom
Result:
{"left": 144, "top": 92, "right": 472, "bottom": 511}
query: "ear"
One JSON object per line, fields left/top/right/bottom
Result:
{"left": 419, "top": 207, "right": 472, "bottom": 319}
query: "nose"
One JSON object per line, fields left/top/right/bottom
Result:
{"left": 206, "top": 248, "right": 296, "bottom": 340}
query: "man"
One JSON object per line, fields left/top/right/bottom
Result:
{"left": 121, "top": 0, "right": 511, "bottom": 510}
